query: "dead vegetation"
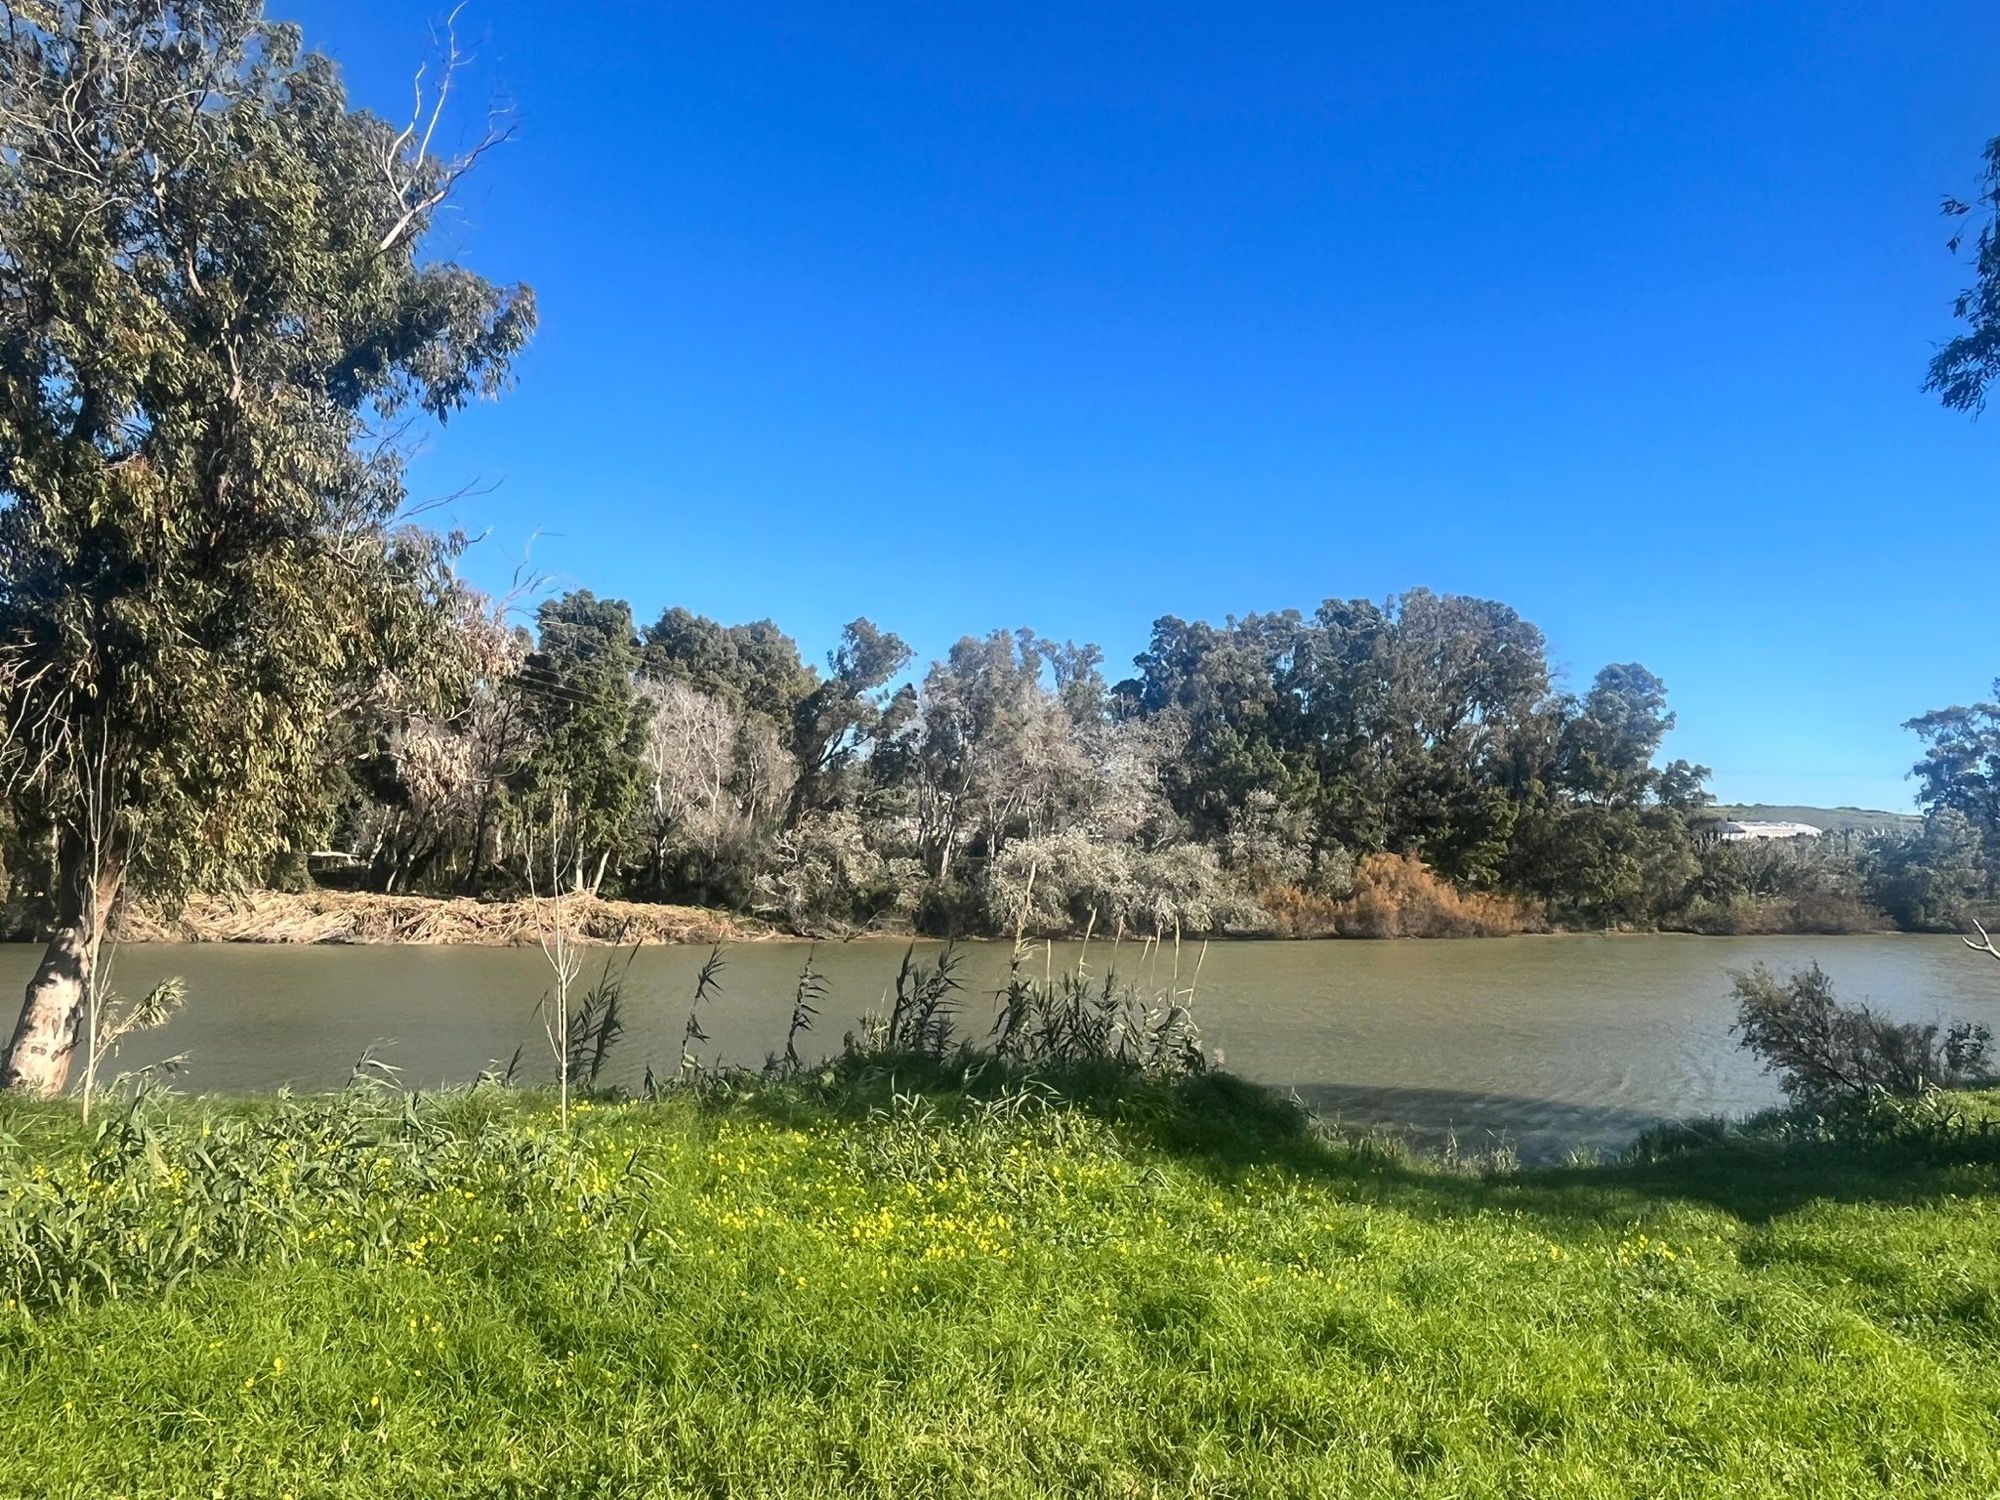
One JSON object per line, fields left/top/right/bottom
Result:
{"left": 1261, "top": 853, "right": 1546, "bottom": 939}
{"left": 111, "top": 889, "right": 767, "bottom": 948}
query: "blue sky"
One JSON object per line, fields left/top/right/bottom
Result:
{"left": 289, "top": 1, "right": 2000, "bottom": 811}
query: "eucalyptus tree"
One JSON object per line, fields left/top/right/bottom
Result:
{"left": 1311, "top": 590, "right": 1552, "bottom": 885}
{"left": 0, "top": 2, "right": 532, "bottom": 1093}
{"left": 1904, "top": 691, "right": 2000, "bottom": 895}
{"left": 1929, "top": 132, "right": 2000, "bottom": 413}
{"left": 1555, "top": 664, "right": 1677, "bottom": 803}
{"left": 1505, "top": 665, "right": 1706, "bottom": 924}
{"left": 1923, "top": 135, "right": 2000, "bottom": 914}
{"left": 1117, "top": 611, "right": 1310, "bottom": 841}
{"left": 641, "top": 607, "right": 814, "bottom": 730}
{"left": 511, "top": 591, "right": 644, "bottom": 894}
{"left": 786, "top": 618, "right": 911, "bottom": 824}
{"left": 635, "top": 674, "right": 795, "bottom": 902}
{"left": 898, "top": 630, "right": 1092, "bottom": 878}
{"left": 338, "top": 589, "right": 524, "bottom": 893}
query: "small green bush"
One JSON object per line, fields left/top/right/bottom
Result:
{"left": 1731, "top": 962, "right": 1993, "bottom": 1112}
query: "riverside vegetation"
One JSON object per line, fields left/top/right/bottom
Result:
{"left": 3, "top": 947, "right": 1999, "bottom": 1498}
{"left": 2, "top": 935, "right": 1997, "bottom": 1497}
{"left": 9, "top": 1, "right": 2000, "bottom": 1097}
{"left": 2, "top": 10, "right": 2000, "bottom": 1492}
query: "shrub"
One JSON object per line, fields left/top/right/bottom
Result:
{"left": 1675, "top": 890, "right": 1890, "bottom": 937}
{"left": 979, "top": 834, "right": 1258, "bottom": 938}
{"left": 1675, "top": 838, "right": 1891, "bottom": 935}
{"left": 1218, "top": 789, "right": 1315, "bottom": 890}
{"left": 978, "top": 829, "right": 1131, "bottom": 936}
{"left": 1731, "top": 962, "right": 1994, "bottom": 1110}
{"left": 755, "top": 811, "right": 918, "bottom": 935}
{"left": 1333, "top": 853, "right": 1542, "bottom": 938}
{"left": 912, "top": 875, "right": 983, "bottom": 937}
{"left": 1124, "top": 844, "right": 1255, "bottom": 936}
{"left": 265, "top": 849, "right": 314, "bottom": 894}
{"left": 1862, "top": 812, "right": 1986, "bottom": 932}
{"left": 1256, "top": 882, "right": 1346, "bottom": 939}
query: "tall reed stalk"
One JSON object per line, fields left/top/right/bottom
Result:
{"left": 528, "top": 798, "right": 585, "bottom": 1129}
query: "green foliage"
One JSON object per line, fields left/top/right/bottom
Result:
{"left": 564, "top": 948, "right": 635, "bottom": 1093}
{"left": 989, "top": 950, "right": 1206, "bottom": 1078}
{"left": 512, "top": 591, "right": 644, "bottom": 880}
{"left": 1557, "top": 664, "right": 1676, "bottom": 800}
{"left": 1929, "top": 132, "right": 2000, "bottom": 412}
{"left": 780, "top": 945, "right": 826, "bottom": 1072}
{"left": 874, "top": 942, "right": 966, "bottom": 1058}
{"left": 1670, "top": 833, "right": 1887, "bottom": 935}
{"left": 1863, "top": 810, "right": 1987, "bottom": 931}
{"left": 1732, "top": 963, "right": 1994, "bottom": 1110}
{"left": 787, "top": 618, "right": 912, "bottom": 822}
{"left": 641, "top": 607, "right": 815, "bottom": 729}
{"left": 0, "top": 0, "right": 532, "bottom": 907}
{"left": 1904, "top": 691, "right": 2000, "bottom": 895}
{"left": 4, "top": 1084, "right": 2000, "bottom": 1495}
{"left": 0, "top": 1083, "right": 573, "bottom": 1312}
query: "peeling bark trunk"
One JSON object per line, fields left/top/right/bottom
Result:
{"left": 0, "top": 851, "right": 125, "bottom": 1097}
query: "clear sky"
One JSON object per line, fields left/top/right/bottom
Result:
{"left": 286, "top": 0, "right": 2000, "bottom": 812}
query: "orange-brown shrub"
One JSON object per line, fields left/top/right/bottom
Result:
{"left": 1328, "top": 852, "right": 1543, "bottom": 938}
{"left": 1256, "top": 882, "right": 1347, "bottom": 939}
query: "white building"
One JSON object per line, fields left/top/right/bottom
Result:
{"left": 1718, "top": 820, "right": 1823, "bottom": 842}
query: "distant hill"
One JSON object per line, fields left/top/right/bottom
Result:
{"left": 1707, "top": 804, "right": 1921, "bottom": 836}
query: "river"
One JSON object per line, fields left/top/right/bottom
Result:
{"left": 3, "top": 934, "right": 1993, "bottom": 1161}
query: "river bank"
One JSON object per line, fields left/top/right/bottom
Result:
{"left": 107, "top": 888, "right": 772, "bottom": 947}
{"left": 43, "top": 885, "right": 1922, "bottom": 948}
{"left": 4, "top": 1079, "right": 1997, "bottom": 1497}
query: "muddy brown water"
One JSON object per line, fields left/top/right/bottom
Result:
{"left": 3, "top": 934, "right": 1992, "bottom": 1161}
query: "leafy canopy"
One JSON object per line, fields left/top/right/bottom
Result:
{"left": 0, "top": 0, "right": 533, "bottom": 900}
{"left": 1930, "top": 134, "right": 2000, "bottom": 413}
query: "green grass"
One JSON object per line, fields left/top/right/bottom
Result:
{"left": 3, "top": 1073, "right": 1999, "bottom": 1498}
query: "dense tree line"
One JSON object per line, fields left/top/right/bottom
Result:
{"left": 19, "top": 579, "right": 1958, "bottom": 945}
{"left": 7, "top": 555, "right": 1996, "bottom": 950}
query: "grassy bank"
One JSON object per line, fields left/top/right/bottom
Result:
{"left": 4, "top": 1074, "right": 1999, "bottom": 1498}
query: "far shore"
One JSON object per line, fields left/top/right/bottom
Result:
{"left": 0, "top": 886, "right": 1915, "bottom": 948}
{"left": 102, "top": 888, "right": 773, "bottom": 948}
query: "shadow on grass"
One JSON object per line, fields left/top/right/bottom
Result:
{"left": 713, "top": 1052, "right": 2000, "bottom": 1234}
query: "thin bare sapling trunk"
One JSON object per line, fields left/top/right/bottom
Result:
{"left": 528, "top": 800, "right": 584, "bottom": 1129}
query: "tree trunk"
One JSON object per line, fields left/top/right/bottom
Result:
{"left": 1, "top": 851, "right": 125, "bottom": 1097}
{"left": 463, "top": 794, "right": 494, "bottom": 894}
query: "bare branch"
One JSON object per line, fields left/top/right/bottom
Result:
{"left": 375, "top": 5, "right": 514, "bottom": 256}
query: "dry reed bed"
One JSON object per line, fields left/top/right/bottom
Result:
{"left": 113, "top": 889, "right": 769, "bottom": 947}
